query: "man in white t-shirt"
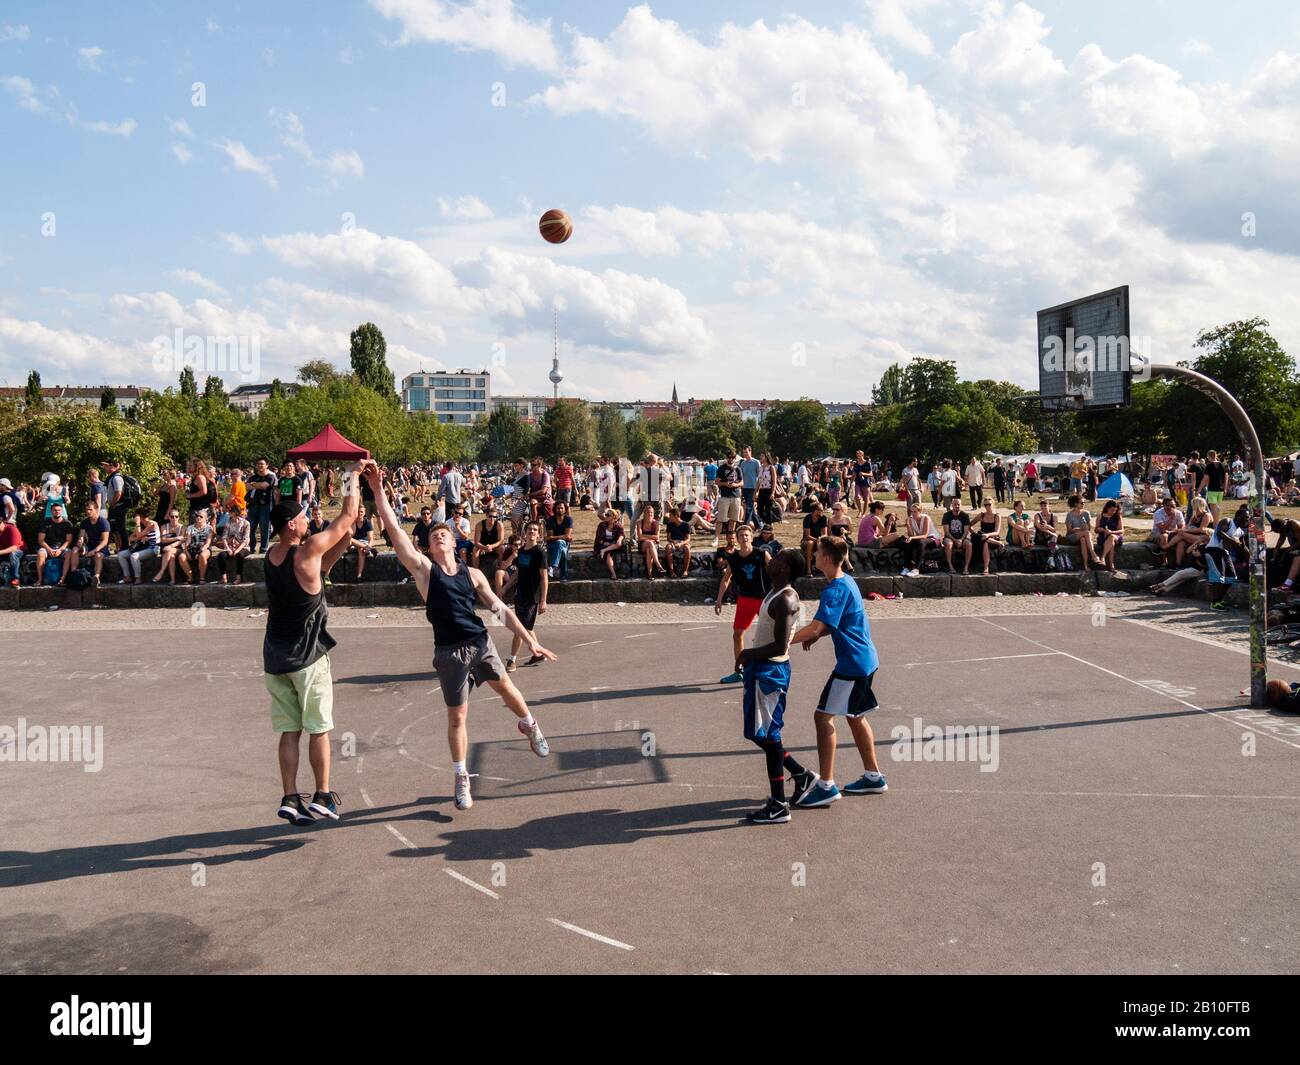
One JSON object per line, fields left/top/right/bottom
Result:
{"left": 940, "top": 462, "right": 959, "bottom": 505}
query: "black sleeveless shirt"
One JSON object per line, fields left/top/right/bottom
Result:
{"left": 263, "top": 545, "right": 335, "bottom": 674}
{"left": 425, "top": 561, "right": 487, "bottom": 646}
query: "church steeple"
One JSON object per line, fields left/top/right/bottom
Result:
{"left": 671, "top": 381, "right": 679, "bottom": 405}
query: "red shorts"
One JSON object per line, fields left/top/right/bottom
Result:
{"left": 734, "top": 595, "right": 764, "bottom": 632}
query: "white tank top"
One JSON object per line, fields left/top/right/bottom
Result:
{"left": 752, "top": 587, "right": 791, "bottom": 662}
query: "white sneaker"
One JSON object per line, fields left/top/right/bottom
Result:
{"left": 518, "top": 718, "right": 550, "bottom": 757}
{"left": 454, "top": 772, "right": 473, "bottom": 810}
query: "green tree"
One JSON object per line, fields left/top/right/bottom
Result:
{"left": 349, "top": 322, "right": 396, "bottom": 400}
{"left": 0, "top": 409, "right": 166, "bottom": 497}
{"left": 594, "top": 403, "right": 628, "bottom": 457}
{"left": 203, "top": 376, "right": 227, "bottom": 402}
{"left": 645, "top": 411, "right": 684, "bottom": 457}
{"left": 297, "top": 359, "right": 341, "bottom": 387}
{"left": 1169, "top": 318, "right": 1299, "bottom": 455}
{"left": 871, "top": 363, "right": 907, "bottom": 406}
{"left": 537, "top": 399, "right": 597, "bottom": 465}
{"left": 624, "top": 416, "right": 653, "bottom": 462}
{"left": 478, "top": 407, "right": 538, "bottom": 463}
{"left": 677, "top": 399, "right": 740, "bottom": 458}
{"left": 100, "top": 387, "right": 117, "bottom": 412}
{"left": 763, "top": 399, "right": 834, "bottom": 459}
{"left": 269, "top": 378, "right": 286, "bottom": 400}
{"left": 24, "top": 370, "right": 43, "bottom": 410}
{"left": 178, "top": 367, "right": 198, "bottom": 405}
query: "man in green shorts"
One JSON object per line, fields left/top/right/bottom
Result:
{"left": 264, "top": 467, "right": 361, "bottom": 825}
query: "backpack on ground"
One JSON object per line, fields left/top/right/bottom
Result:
{"left": 43, "top": 558, "right": 63, "bottom": 585}
{"left": 66, "top": 568, "right": 93, "bottom": 590}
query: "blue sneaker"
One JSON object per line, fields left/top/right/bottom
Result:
{"left": 794, "top": 780, "right": 840, "bottom": 807}
{"left": 719, "top": 672, "right": 743, "bottom": 684}
{"left": 843, "top": 773, "right": 888, "bottom": 795}
{"left": 307, "top": 790, "right": 343, "bottom": 820}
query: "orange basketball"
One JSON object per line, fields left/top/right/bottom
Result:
{"left": 1267, "top": 679, "right": 1292, "bottom": 707}
{"left": 539, "top": 209, "right": 572, "bottom": 244}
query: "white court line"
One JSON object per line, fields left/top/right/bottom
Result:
{"left": 396, "top": 702, "right": 412, "bottom": 714}
{"left": 572, "top": 640, "right": 603, "bottom": 647}
{"left": 356, "top": 755, "right": 365, "bottom": 775}
{"left": 444, "top": 868, "right": 501, "bottom": 899}
{"left": 547, "top": 918, "right": 635, "bottom": 951}
{"left": 903, "top": 651, "right": 1060, "bottom": 669}
{"left": 360, "top": 787, "right": 374, "bottom": 808}
{"left": 682, "top": 625, "right": 716, "bottom": 631}
{"left": 975, "top": 616, "right": 1300, "bottom": 751}
{"left": 624, "top": 632, "right": 656, "bottom": 639}
{"left": 1120, "top": 616, "right": 1300, "bottom": 673}
{"left": 385, "top": 824, "right": 416, "bottom": 850}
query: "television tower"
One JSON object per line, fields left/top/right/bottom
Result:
{"left": 548, "top": 306, "right": 563, "bottom": 399}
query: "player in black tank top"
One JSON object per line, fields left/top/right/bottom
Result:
{"left": 263, "top": 479, "right": 362, "bottom": 826}
{"left": 361, "top": 462, "right": 557, "bottom": 812}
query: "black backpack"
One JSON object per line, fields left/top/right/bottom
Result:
{"left": 120, "top": 474, "right": 142, "bottom": 508}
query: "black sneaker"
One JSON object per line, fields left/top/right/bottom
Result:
{"left": 746, "top": 798, "right": 792, "bottom": 824}
{"left": 277, "top": 794, "right": 315, "bottom": 825}
{"left": 308, "top": 790, "right": 343, "bottom": 820}
{"left": 789, "top": 769, "right": 820, "bottom": 807}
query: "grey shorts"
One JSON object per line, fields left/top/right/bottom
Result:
{"left": 433, "top": 636, "right": 506, "bottom": 706}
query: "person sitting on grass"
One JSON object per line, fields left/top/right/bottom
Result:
{"left": 594, "top": 508, "right": 626, "bottom": 580}
{"left": 177, "top": 508, "right": 214, "bottom": 584}
{"left": 789, "top": 534, "right": 887, "bottom": 807}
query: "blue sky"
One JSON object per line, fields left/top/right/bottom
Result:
{"left": 2, "top": 1, "right": 1298, "bottom": 403}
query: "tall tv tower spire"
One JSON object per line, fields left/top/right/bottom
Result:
{"left": 548, "top": 305, "right": 563, "bottom": 400}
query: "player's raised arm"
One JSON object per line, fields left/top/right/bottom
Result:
{"left": 364, "top": 461, "right": 428, "bottom": 578}
{"left": 297, "top": 464, "right": 359, "bottom": 570}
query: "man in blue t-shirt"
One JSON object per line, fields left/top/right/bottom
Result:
{"left": 739, "top": 446, "right": 762, "bottom": 527}
{"left": 790, "top": 533, "right": 886, "bottom": 806}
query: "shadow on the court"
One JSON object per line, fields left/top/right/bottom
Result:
{"left": 338, "top": 671, "right": 436, "bottom": 685}
{"left": 0, "top": 798, "right": 450, "bottom": 889}
{"left": 663, "top": 705, "right": 1216, "bottom": 761}
{"left": 391, "top": 798, "right": 753, "bottom": 862}
{"left": 528, "top": 683, "right": 721, "bottom": 706}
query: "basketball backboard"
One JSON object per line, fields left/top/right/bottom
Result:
{"left": 1037, "top": 285, "right": 1131, "bottom": 411}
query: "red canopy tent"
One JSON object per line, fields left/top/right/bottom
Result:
{"left": 286, "top": 424, "right": 370, "bottom": 461}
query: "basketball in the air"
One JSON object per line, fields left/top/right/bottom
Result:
{"left": 539, "top": 209, "right": 572, "bottom": 244}
{"left": 1267, "top": 679, "right": 1293, "bottom": 708}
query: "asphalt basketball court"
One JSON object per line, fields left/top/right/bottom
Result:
{"left": 2, "top": 607, "right": 1297, "bottom": 974}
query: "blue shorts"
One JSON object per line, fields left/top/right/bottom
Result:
{"left": 743, "top": 660, "right": 790, "bottom": 742}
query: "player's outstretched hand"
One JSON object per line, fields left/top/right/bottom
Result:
{"left": 530, "top": 642, "right": 558, "bottom": 662}
{"left": 360, "top": 460, "right": 382, "bottom": 493}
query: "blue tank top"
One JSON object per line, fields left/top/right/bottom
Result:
{"left": 425, "top": 561, "right": 487, "bottom": 646}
